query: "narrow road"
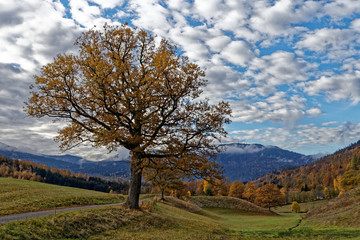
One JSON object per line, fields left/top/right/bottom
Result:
{"left": 0, "top": 199, "right": 150, "bottom": 225}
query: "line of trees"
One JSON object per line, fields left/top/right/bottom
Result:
{"left": 0, "top": 155, "right": 128, "bottom": 193}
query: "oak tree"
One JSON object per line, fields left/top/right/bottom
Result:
{"left": 25, "top": 24, "right": 231, "bottom": 209}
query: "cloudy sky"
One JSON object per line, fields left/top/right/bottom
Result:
{"left": 0, "top": 0, "right": 360, "bottom": 160}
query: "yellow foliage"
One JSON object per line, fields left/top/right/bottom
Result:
{"left": 228, "top": 181, "right": 244, "bottom": 198}
{"left": 291, "top": 201, "right": 301, "bottom": 213}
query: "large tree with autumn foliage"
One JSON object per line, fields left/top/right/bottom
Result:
{"left": 25, "top": 24, "right": 231, "bottom": 209}
{"left": 254, "top": 183, "right": 283, "bottom": 210}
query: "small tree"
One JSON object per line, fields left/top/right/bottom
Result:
{"left": 254, "top": 184, "right": 283, "bottom": 210}
{"left": 291, "top": 201, "right": 300, "bottom": 213}
{"left": 228, "top": 180, "right": 244, "bottom": 198}
{"left": 144, "top": 165, "right": 183, "bottom": 200}
{"left": 25, "top": 24, "right": 231, "bottom": 209}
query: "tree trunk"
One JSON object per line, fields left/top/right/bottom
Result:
{"left": 161, "top": 189, "right": 165, "bottom": 201}
{"left": 127, "top": 162, "right": 142, "bottom": 209}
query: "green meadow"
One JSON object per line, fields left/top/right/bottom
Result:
{"left": 0, "top": 177, "right": 125, "bottom": 215}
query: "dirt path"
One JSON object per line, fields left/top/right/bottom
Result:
{"left": 0, "top": 199, "right": 150, "bottom": 225}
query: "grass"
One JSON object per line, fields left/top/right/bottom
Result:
{"left": 0, "top": 177, "right": 125, "bottom": 215}
{"left": 191, "top": 196, "right": 273, "bottom": 215}
{"left": 1, "top": 181, "right": 360, "bottom": 240}
{"left": 1, "top": 197, "right": 360, "bottom": 239}
{"left": 0, "top": 201, "right": 233, "bottom": 240}
{"left": 303, "top": 187, "right": 360, "bottom": 228}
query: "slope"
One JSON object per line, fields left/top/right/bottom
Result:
{"left": 0, "top": 177, "right": 124, "bottom": 216}
{"left": 303, "top": 185, "right": 360, "bottom": 228}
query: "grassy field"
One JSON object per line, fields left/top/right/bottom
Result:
{"left": 0, "top": 177, "right": 125, "bottom": 215}
{"left": 1, "top": 179, "right": 360, "bottom": 239}
{"left": 1, "top": 196, "right": 360, "bottom": 239}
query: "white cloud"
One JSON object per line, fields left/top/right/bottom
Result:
{"left": 250, "top": 0, "right": 321, "bottom": 37}
{"left": 206, "top": 35, "right": 232, "bottom": 53}
{"left": 221, "top": 40, "right": 254, "bottom": 66}
{"left": 323, "top": 0, "right": 360, "bottom": 19}
{"left": 296, "top": 28, "right": 360, "bottom": 59}
{"left": 129, "top": 0, "right": 171, "bottom": 36}
{"left": 246, "top": 51, "right": 315, "bottom": 87}
{"left": 0, "top": 0, "right": 79, "bottom": 71}
{"left": 304, "top": 59, "right": 360, "bottom": 104}
{"left": 90, "top": 0, "right": 124, "bottom": 9}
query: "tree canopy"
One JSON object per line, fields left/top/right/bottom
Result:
{"left": 25, "top": 24, "right": 231, "bottom": 209}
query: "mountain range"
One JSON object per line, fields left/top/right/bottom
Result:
{"left": 0, "top": 142, "right": 316, "bottom": 182}
{"left": 217, "top": 143, "right": 316, "bottom": 181}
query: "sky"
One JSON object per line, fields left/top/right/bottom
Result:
{"left": 0, "top": 0, "right": 360, "bottom": 160}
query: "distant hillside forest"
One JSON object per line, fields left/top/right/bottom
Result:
{"left": 0, "top": 155, "right": 128, "bottom": 194}
{"left": 253, "top": 140, "right": 360, "bottom": 203}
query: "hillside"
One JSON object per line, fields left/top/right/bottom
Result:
{"left": 0, "top": 177, "right": 124, "bottom": 216}
{"left": 190, "top": 196, "right": 274, "bottom": 215}
{"left": 253, "top": 140, "right": 360, "bottom": 196}
{"left": 303, "top": 186, "right": 360, "bottom": 228}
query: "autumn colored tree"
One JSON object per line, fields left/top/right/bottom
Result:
{"left": 25, "top": 24, "right": 231, "bottom": 209}
{"left": 213, "top": 178, "right": 230, "bottom": 196}
{"left": 243, "top": 182, "right": 257, "bottom": 202}
{"left": 144, "top": 163, "right": 184, "bottom": 200}
{"left": 254, "top": 184, "right": 283, "bottom": 210}
{"left": 291, "top": 201, "right": 300, "bottom": 213}
{"left": 228, "top": 180, "right": 244, "bottom": 198}
{"left": 203, "top": 180, "right": 213, "bottom": 196}
{"left": 340, "top": 169, "right": 360, "bottom": 192}
{"left": 350, "top": 155, "right": 359, "bottom": 170}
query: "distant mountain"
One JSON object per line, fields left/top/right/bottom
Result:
{"left": 0, "top": 142, "right": 316, "bottom": 182}
{"left": 0, "top": 142, "right": 130, "bottom": 179}
{"left": 217, "top": 143, "right": 316, "bottom": 182}
{"left": 0, "top": 146, "right": 80, "bottom": 171}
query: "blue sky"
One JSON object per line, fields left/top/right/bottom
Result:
{"left": 0, "top": 0, "right": 360, "bottom": 160}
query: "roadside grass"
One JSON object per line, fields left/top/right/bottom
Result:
{"left": 0, "top": 201, "right": 233, "bottom": 240}
{"left": 0, "top": 205, "right": 144, "bottom": 240}
{"left": 0, "top": 177, "right": 125, "bottom": 215}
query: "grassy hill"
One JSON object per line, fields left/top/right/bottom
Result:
{"left": 0, "top": 177, "right": 124, "bottom": 216}
{"left": 190, "top": 196, "right": 274, "bottom": 215}
{"left": 303, "top": 186, "right": 360, "bottom": 228}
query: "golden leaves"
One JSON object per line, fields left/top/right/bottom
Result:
{"left": 25, "top": 23, "right": 231, "bottom": 181}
